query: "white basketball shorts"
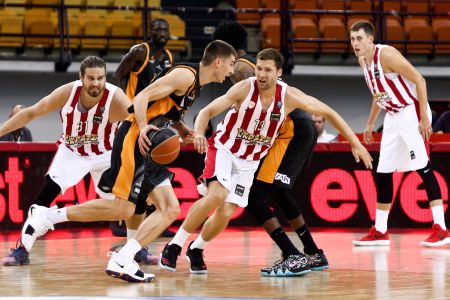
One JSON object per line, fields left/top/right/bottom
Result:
{"left": 377, "top": 103, "right": 431, "bottom": 173}
{"left": 199, "top": 141, "right": 259, "bottom": 208}
{"left": 47, "top": 144, "right": 114, "bottom": 200}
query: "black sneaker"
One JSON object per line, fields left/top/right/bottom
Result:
{"left": 261, "top": 254, "right": 311, "bottom": 277}
{"left": 185, "top": 241, "right": 207, "bottom": 274}
{"left": 307, "top": 249, "right": 329, "bottom": 271}
{"left": 159, "top": 243, "right": 182, "bottom": 272}
{"left": 2, "top": 241, "right": 30, "bottom": 266}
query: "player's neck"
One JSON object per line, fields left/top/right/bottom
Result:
{"left": 80, "top": 90, "right": 103, "bottom": 110}
{"left": 199, "top": 63, "right": 218, "bottom": 86}
{"left": 364, "top": 45, "right": 376, "bottom": 65}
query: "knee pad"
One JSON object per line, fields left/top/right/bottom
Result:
{"left": 246, "top": 180, "right": 275, "bottom": 225}
{"left": 416, "top": 161, "right": 442, "bottom": 201}
{"left": 377, "top": 172, "right": 393, "bottom": 204}
{"left": 270, "top": 186, "right": 301, "bottom": 220}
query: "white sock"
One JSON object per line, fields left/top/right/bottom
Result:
{"left": 47, "top": 207, "right": 68, "bottom": 225}
{"left": 169, "top": 227, "right": 190, "bottom": 247}
{"left": 431, "top": 205, "right": 446, "bottom": 230}
{"left": 127, "top": 229, "right": 137, "bottom": 241}
{"left": 375, "top": 209, "right": 389, "bottom": 234}
{"left": 117, "top": 238, "right": 141, "bottom": 261}
{"left": 190, "top": 234, "right": 208, "bottom": 250}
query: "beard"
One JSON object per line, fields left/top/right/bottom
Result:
{"left": 87, "top": 86, "right": 103, "bottom": 97}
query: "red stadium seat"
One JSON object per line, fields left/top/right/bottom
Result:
{"left": 291, "top": 0, "right": 318, "bottom": 22}
{"left": 386, "top": 18, "right": 405, "bottom": 51}
{"left": 236, "top": 0, "right": 261, "bottom": 25}
{"left": 292, "top": 17, "right": 319, "bottom": 53}
{"left": 404, "top": 18, "right": 433, "bottom": 54}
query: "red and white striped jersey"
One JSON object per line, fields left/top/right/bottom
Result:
{"left": 58, "top": 80, "right": 118, "bottom": 156}
{"left": 363, "top": 44, "right": 418, "bottom": 114}
{"left": 214, "top": 77, "right": 287, "bottom": 161}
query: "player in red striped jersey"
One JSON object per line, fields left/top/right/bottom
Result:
{"left": 160, "top": 48, "right": 373, "bottom": 274}
{"left": 1, "top": 56, "right": 131, "bottom": 266}
{"left": 350, "top": 21, "right": 449, "bottom": 247}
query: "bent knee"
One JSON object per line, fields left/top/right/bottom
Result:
{"left": 162, "top": 204, "right": 180, "bottom": 221}
{"left": 113, "top": 199, "right": 135, "bottom": 220}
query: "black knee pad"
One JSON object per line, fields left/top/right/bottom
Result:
{"left": 416, "top": 161, "right": 442, "bottom": 201}
{"left": 270, "top": 186, "right": 301, "bottom": 220}
{"left": 246, "top": 180, "right": 275, "bottom": 225}
{"left": 377, "top": 172, "right": 393, "bottom": 204}
{"left": 34, "top": 175, "right": 62, "bottom": 207}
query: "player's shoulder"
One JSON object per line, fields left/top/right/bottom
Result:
{"left": 380, "top": 45, "right": 400, "bottom": 58}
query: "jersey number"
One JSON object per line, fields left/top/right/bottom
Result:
{"left": 76, "top": 121, "right": 87, "bottom": 132}
{"left": 254, "top": 119, "right": 266, "bottom": 132}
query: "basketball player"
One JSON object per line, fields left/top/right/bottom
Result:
{"left": 160, "top": 48, "right": 373, "bottom": 275}
{"left": 1, "top": 56, "right": 131, "bottom": 266}
{"left": 349, "top": 21, "right": 449, "bottom": 247}
{"left": 21, "top": 40, "right": 237, "bottom": 283}
{"left": 213, "top": 21, "right": 329, "bottom": 276}
{"left": 111, "top": 18, "right": 175, "bottom": 241}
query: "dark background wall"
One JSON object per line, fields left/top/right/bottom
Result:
{"left": 0, "top": 71, "right": 448, "bottom": 141}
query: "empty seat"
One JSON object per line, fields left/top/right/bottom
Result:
{"left": 320, "top": 0, "right": 346, "bottom": 22}
{"left": 405, "top": 0, "right": 429, "bottom": 21}
{"left": 26, "top": 19, "right": 54, "bottom": 48}
{"left": 292, "top": 17, "right": 319, "bottom": 53}
{"left": 381, "top": 0, "right": 403, "bottom": 22}
{"left": 404, "top": 18, "right": 433, "bottom": 54}
{"left": 0, "top": 16, "right": 24, "bottom": 47}
{"left": 261, "top": 17, "right": 280, "bottom": 49}
{"left": 236, "top": 0, "right": 261, "bottom": 25}
{"left": 50, "top": 11, "right": 81, "bottom": 49}
{"left": 348, "top": 0, "right": 373, "bottom": 22}
{"left": 386, "top": 18, "right": 405, "bottom": 51}
{"left": 81, "top": 19, "right": 107, "bottom": 49}
{"left": 433, "top": 1, "right": 450, "bottom": 20}
{"left": 435, "top": 24, "right": 450, "bottom": 54}
{"left": 108, "top": 19, "right": 135, "bottom": 49}
{"left": 4, "top": 0, "right": 26, "bottom": 14}
{"left": 291, "top": 0, "right": 318, "bottom": 21}
{"left": 319, "top": 17, "right": 347, "bottom": 53}
{"left": 262, "top": 0, "right": 280, "bottom": 18}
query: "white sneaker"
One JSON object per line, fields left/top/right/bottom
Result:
{"left": 21, "top": 205, "right": 55, "bottom": 251}
{"left": 106, "top": 252, "right": 156, "bottom": 283}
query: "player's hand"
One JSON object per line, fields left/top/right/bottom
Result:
{"left": 351, "top": 143, "right": 373, "bottom": 169}
{"left": 194, "top": 133, "right": 208, "bottom": 154}
{"left": 138, "top": 124, "right": 159, "bottom": 156}
{"left": 363, "top": 125, "right": 374, "bottom": 144}
{"left": 419, "top": 116, "right": 432, "bottom": 141}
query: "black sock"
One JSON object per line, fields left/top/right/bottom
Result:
{"left": 270, "top": 227, "right": 301, "bottom": 258}
{"left": 296, "top": 224, "right": 319, "bottom": 255}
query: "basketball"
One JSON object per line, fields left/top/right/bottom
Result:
{"left": 146, "top": 127, "right": 180, "bottom": 165}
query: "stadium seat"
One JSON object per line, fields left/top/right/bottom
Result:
{"left": 291, "top": 0, "right": 318, "bottom": 21}
{"left": 435, "top": 24, "right": 450, "bottom": 54}
{"left": 4, "top": 0, "right": 26, "bottom": 14}
{"left": 81, "top": 19, "right": 107, "bottom": 49}
{"left": 405, "top": 0, "right": 430, "bottom": 21}
{"left": 30, "top": 0, "right": 58, "bottom": 5}
{"left": 381, "top": 0, "right": 403, "bottom": 21}
{"left": 108, "top": 19, "right": 135, "bottom": 49}
{"left": 26, "top": 19, "right": 54, "bottom": 48}
{"left": 404, "top": 18, "right": 433, "bottom": 54}
{"left": 261, "top": 16, "right": 280, "bottom": 49}
{"left": 386, "top": 18, "right": 405, "bottom": 51}
{"left": 236, "top": 0, "right": 261, "bottom": 25}
{"left": 0, "top": 15, "right": 24, "bottom": 48}
{"left": 319, "top": 17, "right": 347, "bottom": 53}
{"left": 292, "top": 17, "right": 319, "bottom": 53}
{"left": 262, "top": 0, "right": 280, "bottom": 18}
{"left": 348, "top": 0, "right": 373, "bottom": 23}
{"left": 320, "top": 0, "right": 346, "bottom": 22}
{"left": 50, "top": 11, "right": 81, "bottom": 49}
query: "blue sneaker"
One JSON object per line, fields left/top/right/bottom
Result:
{"left": 261, "top": 254, "right": 311, "bottom": 277}
{"left": 2, "top": 242, "right": 30, "bottom": 266}
{"left": 134, "top": 248, "right": 159, "bottom": 265}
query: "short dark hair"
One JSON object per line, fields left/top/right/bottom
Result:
{"left": 80, "top": 56, "right": 106, "bottom": 76}
{"left": 350, "top": 21, "right": 375, "bottom": 36}
{"left": 151, "top": 18, "right": 169, "bottom": 29}
{"left": 201, "top": 40, "right": 237, "bottom": 66}
{"left": 256, "top": 48, "right": 284, "bottom": 70}
{"left": 213, "top": 21, "right": 248, "bottom": 51}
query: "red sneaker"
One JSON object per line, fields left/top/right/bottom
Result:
{"left": 352, "top": 226, "right": 390, "bottom": 246}
{"left": 420, "top": 224, "right": 450, "bottom": 247}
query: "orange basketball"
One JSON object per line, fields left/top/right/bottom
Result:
{"left": 147, "top": 128, "right": 180, "bottom": 165}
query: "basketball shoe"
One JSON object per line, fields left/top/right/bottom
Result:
{"left": 352, "top": 226, "right": 390, "bottom": 246}
{"left": 106, "top": 252, "right": 155, "bottom": 283}
{"left": 2, "top": 241, "right": 30, "bottom": 266}
{"left": 261, "top": 254, "right": 311, "bottom": 277}
{"left": 159, "top": 243, "right": 182, "bottom": 272}
{"left": 21, "top": 204, "right": 55, "bottom": 251}
{"left": 185, "top": 241, "right": 207, "bottom": 274}
{"left": 420, "top": 224, "right": 450, "bottom": 247}
{"left": 108, "top": 245, "right": 159, "bottom": 265}
{"left": 306, "top": 249, "right": 329, "bottom": 271}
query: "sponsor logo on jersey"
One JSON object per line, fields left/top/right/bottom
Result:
{"left": 275, "top": 172, "right": 291, "bottom": 184}
{"left": 64, "top": 135, "right": 99, "bottom": 147}
{"left": 236, "top": 128, "right": 271, "bottom": 146}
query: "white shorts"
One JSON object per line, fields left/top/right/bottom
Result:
{"left": 199, "top": 142, "right": 259, "bottom": 208}
{"left": 47, "top": 144, "right": 114, "bottom": 200}
{"left": 377, "top": 103, "right": 430, "bottom": 173}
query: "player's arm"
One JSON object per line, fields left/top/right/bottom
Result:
{"left": 134, "top": 68, "right": 195, "bottom": 155}
{"left": 172, "top": 120, "right": 194, "bottom": 145}
{"left": 364, "top": 98, "right": 382, "bottom": 144}
{"left": 0, "top": 83, "right": 71, "bottom": 137}
{"left": 108, "top": 88, "right": 132, "bottom": 123}
{"left": 231, "top": 60, "right": 255, "bottom": 84}
{"left": 285, "top": 86, "right": 373, "bottom": 169}
{"left": 193, "top": 79, "right": 250, "bottom": 154}
{"left": 111, "top": 44, "right": 147, "bottom": 88}
{"left": 381, "top": 46, "right": 431, "bottom": 140}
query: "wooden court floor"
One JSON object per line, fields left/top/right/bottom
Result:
{"left": 1, "top": 227, "right": 450, "bottom": 300}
